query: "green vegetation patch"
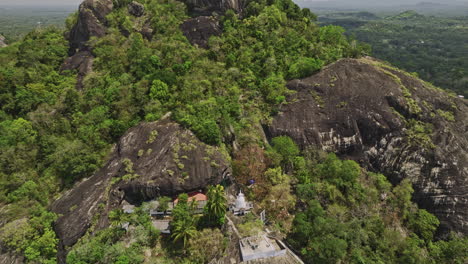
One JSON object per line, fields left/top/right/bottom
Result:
{"left": 309, "top": 90, "right": 325, "bottom": 108}
{"left": 436, "top": 109, "right": 455, "bottom": 122}
{"left": 406, "top": 119, "right": 435, "bottom": 149}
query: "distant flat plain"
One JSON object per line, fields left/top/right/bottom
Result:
{"left": 0, "top": 6, "right": 75, "bottom": 42}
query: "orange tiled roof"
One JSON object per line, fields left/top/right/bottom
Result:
{"left": 174, "top": 192, "right": 207, "bottom": 204}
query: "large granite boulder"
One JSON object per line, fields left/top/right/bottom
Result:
{"left": 266, "top": 57, "right": 468, "bottom": 237}
{"left": 181, "top": 16, "right": 222, "bottom": 48}
{"left": 51, "top": 116, "right": 230, "bottom": 262}
{"left": 68, "top": 0, "right": 113, "bottom": 55}
{"left": 128, "top": 1, "right": 145, "bottom": 17}
{"left": 182, "top": 0, "right": 244, "bottom": 16}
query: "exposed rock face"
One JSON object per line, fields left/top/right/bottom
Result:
{"left": 60, "top": 51, "right": 94, "bottom": 90}
{"left": 181, "top": 16, "right": 222, "bottom": 48}
{"left": 183, "top": 0, "right": 243, "bottom": 16}
{"left": 64, "top": 0, "right": 112, "bottom": 89}
{"left": 0, "top": 35, "right": 6, "bottom": 48}
{"left": 0, "top": 252, "right": 23, "bottom": 264}
{"left": 140, "top": 21, "right": 154, "bottom": 40}
{"left": 51, "top": 117, "right": 230, "bottom": 262}
{"left": 0, "top": 244, "right": 23, "bottom": 264}
{"left": 68, "top": 0, "right": 113, "bottom": 55}
{"left": 128, "top": 1, "right": 145, "bottom": 17}
{"left": 116, "top": 118, "right": 231, "bottom": 202}
{"left": 266, "top": 58, "right": 468, "bottom": 236}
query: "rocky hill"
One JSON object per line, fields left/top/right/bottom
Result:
{"left": 0, "top": 0, "right": 466, "bottom": 263}
{"left": 49, "top": 0, "right": 468, "bottom": 260}
{"left": 266, "top": 57, "right": 467, "bottom": 236}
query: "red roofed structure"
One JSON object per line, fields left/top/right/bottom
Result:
{"left": 173, "top": 191, "right": 208, "bottom": 204}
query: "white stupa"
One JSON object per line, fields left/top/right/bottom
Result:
{"left": 235, "top": 190, "right": 247, "bottom": 210}
{"left": 230, "top": 190, "right": 253, "bottom": 215}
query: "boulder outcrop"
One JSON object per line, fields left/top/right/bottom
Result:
{"left": 128, "top": 1, "right": 145, "bottom": 17}
{"left": 139, "top": 21, "right": 154, "bottom": 40}
{"left": 51, "top": 116, "right": 230, "bottom": 262}
{"left": 68, "top": 0, "right": 113, "bottom": 55}
{"left": 64, "top": 0, "right": 112, "bottom": 90}
{"left": 60, "top": 51, "right": 94, "bottom": 90}
{"left": 266, "top": 57, "right": 468, "bottom": 236}
{"left": 181, "top": 16, "right": 222, "bottom": 48}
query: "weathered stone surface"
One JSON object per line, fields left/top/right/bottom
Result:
{"left": 266, "top": 57, "right": 468, "bottom": 236}
{"left": 0, "top": 35, "right": 7, "bottom": 48}
{"left": 128, "top": 1, "right": 145, "bottom": 17}
{"left": 116, "top": 118, "right": 231, "bottom": 202}
{"left": 51, "top": 116, "right": 230, "bottom": 262}
{"left": 140, "top": 21, "right": 154, "bottom": 40}
{"left": 0, "top": 244, "right": 24, "bottom": 264}
{"left": 181, "top": 16, "right": 222, "bottom": 48}
{"left": 182, "top": 0, "right": 243, "bottom": 16}
{"left": 60, "top": 51, "right": 94, "bottom": 90}
{"left": 0, "top": 252, "right": 23, "bottom": 264}
{"left": 68, "top": 0, "right": 113, "bottom": 55}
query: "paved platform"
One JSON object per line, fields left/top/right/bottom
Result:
{"left": 240, "top": 235, "right": 286, "bottom": 262}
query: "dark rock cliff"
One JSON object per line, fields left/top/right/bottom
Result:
{"left": 62, "top": 0, "right": 113, "bottom": 89}
{"left": 179, "top": 0, "right": 244, "bottom": 48}
{"left": 51, "top": 116, "right": 230, "bottom": 262}
{"left": 181, "top": 16, "right": 222, "bottom": 48}
{"left": 68, "top": 0, "right": 113, "bottom": 55}
{"left": 266, "top": 57, "right": 468, "bottom": 236}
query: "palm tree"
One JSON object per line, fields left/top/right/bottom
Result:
{"left": 206, "top": 185, "right": 227, "bottom": 225}
{"left": 171, "top": 218, "right": 198, "bottom": 248}
{"left": 171, "top": 193, "right": 198, "bottom": 248}
{"left": 108, "top": 209, "right": 127, "bottom": 228}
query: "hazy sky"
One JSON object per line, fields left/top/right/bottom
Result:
{"left": 0, "top": 0, "right": 82, "bottom": 6}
